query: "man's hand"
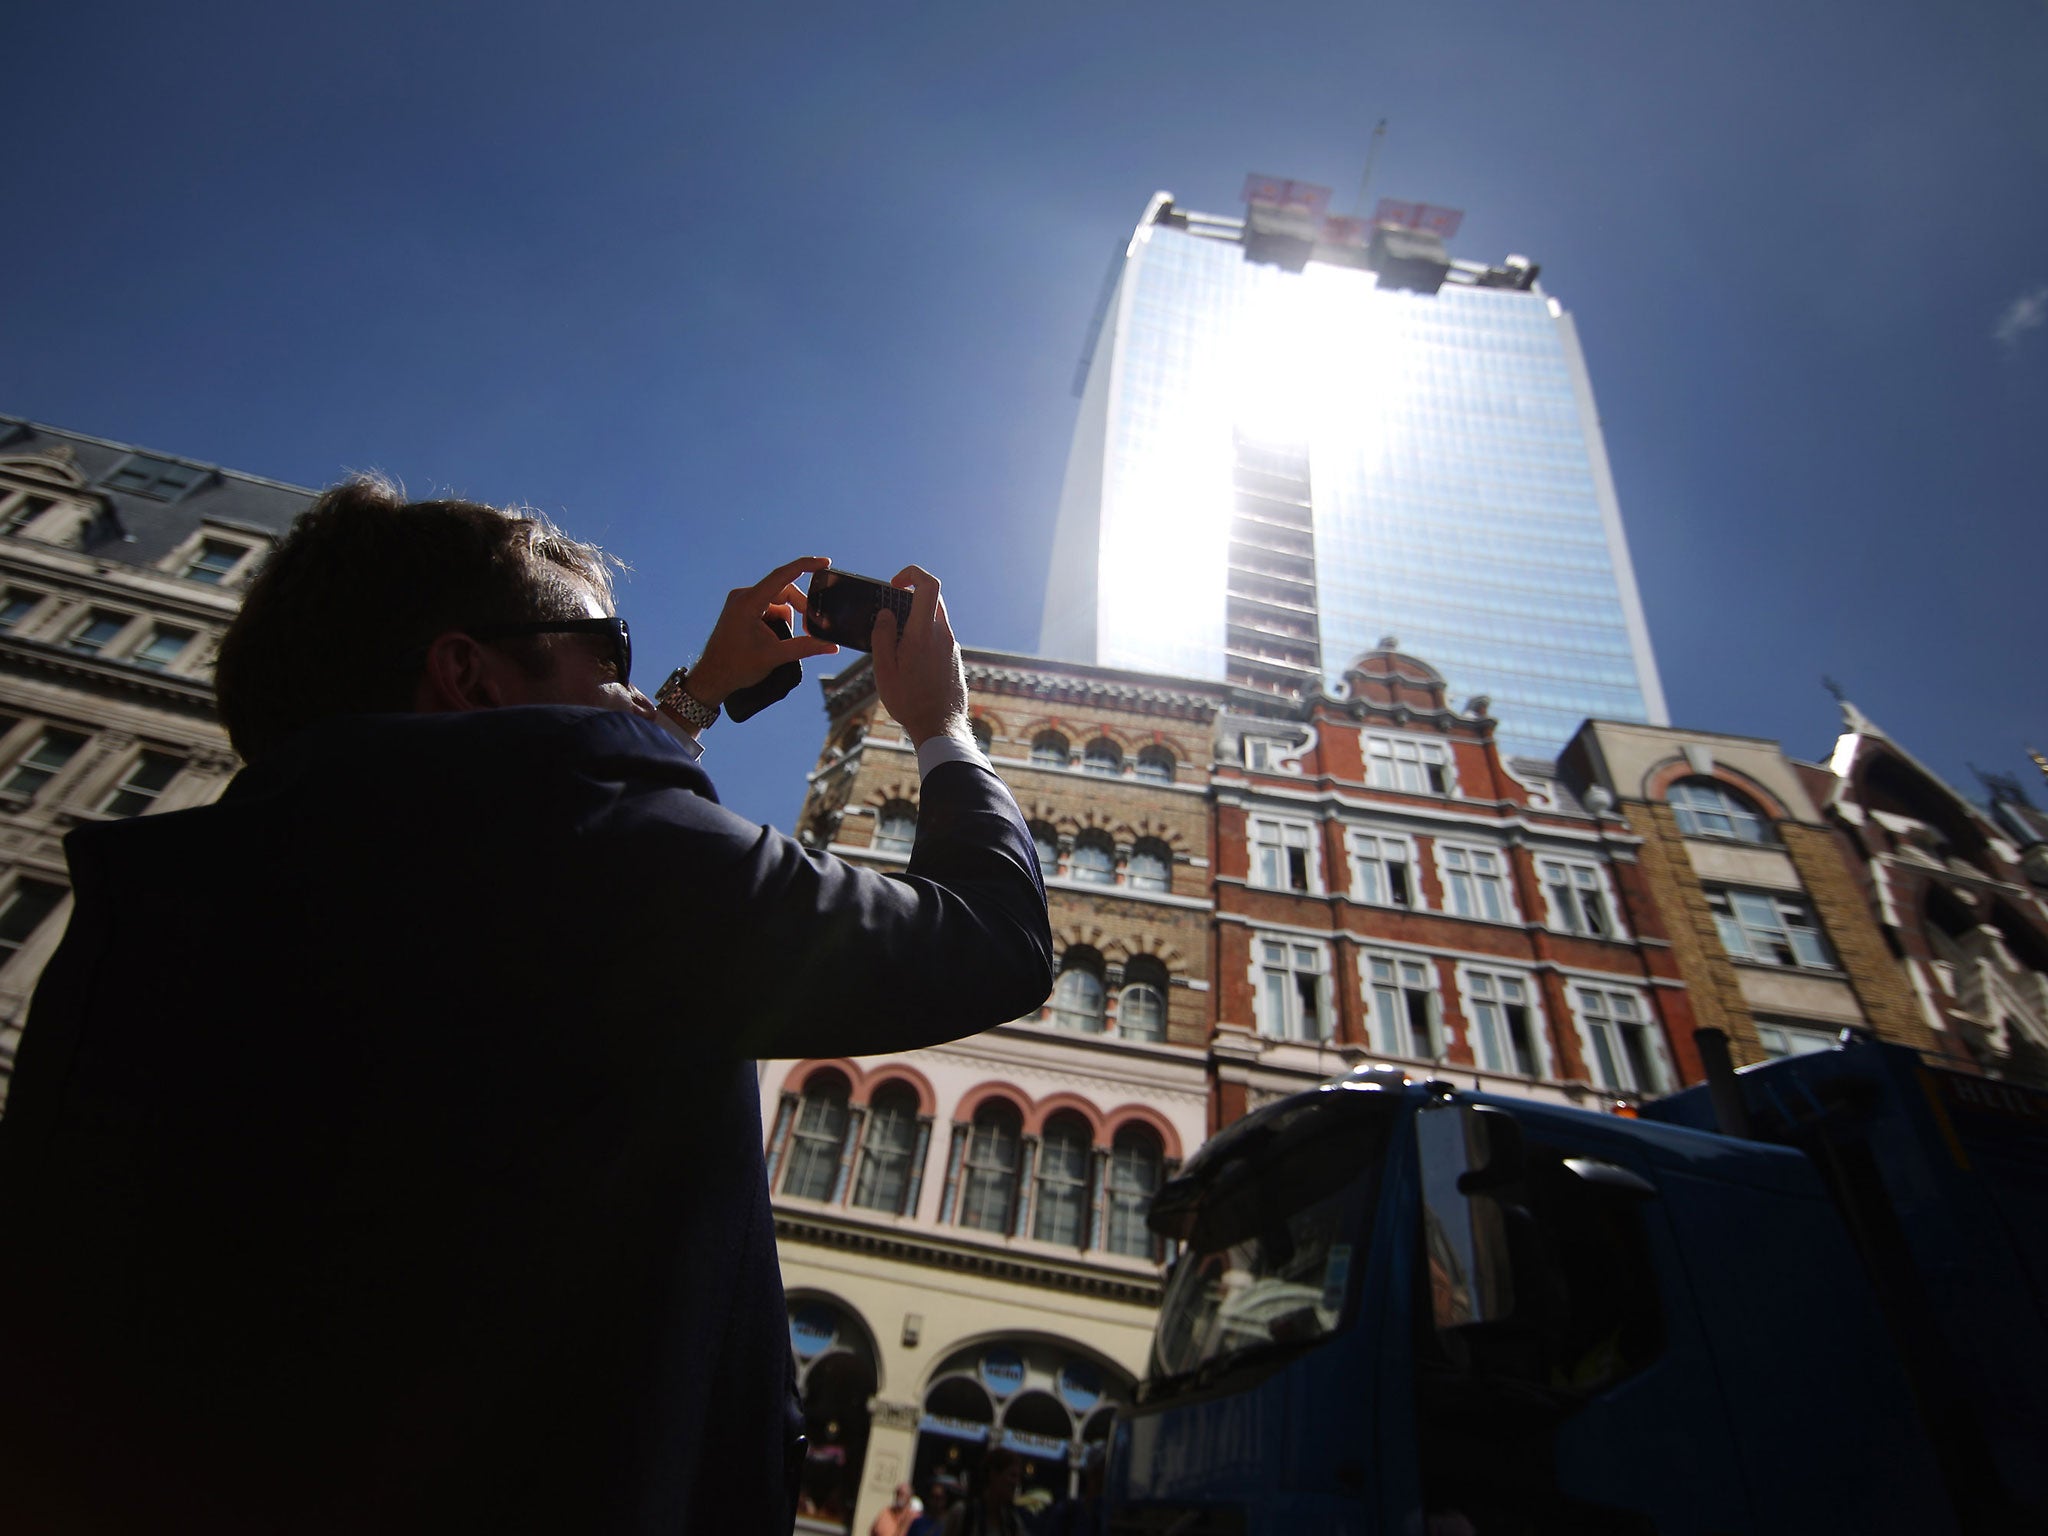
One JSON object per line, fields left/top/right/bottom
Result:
{"left": 686, "top": 556, "right": 842, "bottom": 707}
{"left": 871, "top": 564, "right": 971, "bottom": 749}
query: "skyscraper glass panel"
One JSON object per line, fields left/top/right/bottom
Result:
{"left": 1042, "top": 193, "right": 1665, "bottom": 761}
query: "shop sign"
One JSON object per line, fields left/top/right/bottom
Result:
{"left": 918, "top": 1413, "right": 991, "bottom": 1443}
{"left": 979, "top": 1346, "right": 1025, "bottom": 1399}
{"left": 1055, "top": 1360, "right": 1101, "bottom": 1415}
{"left": 789, "top": 1304, "right": 838, "bottom": 1359}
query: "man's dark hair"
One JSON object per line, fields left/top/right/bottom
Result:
{"left": 215, "top": 475, "right": 618, "bottom": 763}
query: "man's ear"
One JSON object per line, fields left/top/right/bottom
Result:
{"left": 414, "top": 631, "right": 509, "bottom": 713}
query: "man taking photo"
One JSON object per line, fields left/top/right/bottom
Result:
{"left": 0, "top": 478, "right": 1054, "bottom": 1535}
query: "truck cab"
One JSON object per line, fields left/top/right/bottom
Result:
{"left": 1112, "top": 1056, "right": 1967, "bottom": 1534}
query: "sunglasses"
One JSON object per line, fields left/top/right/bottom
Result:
{"left": 469, "top": 616, "right": 632, "bottom": 688}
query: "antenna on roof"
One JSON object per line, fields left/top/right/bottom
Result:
{"left": 1352, "top": 119, "right": 1388, "bottom": 216}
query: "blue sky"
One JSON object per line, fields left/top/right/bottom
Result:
{"left": 7, "top": 0, "right": 2046, "bottom": 826}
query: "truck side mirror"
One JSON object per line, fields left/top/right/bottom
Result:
{"left": 1416, "top": 1103, "right": 1518, "bottom": 1330}
{"left": 1458, "top": 1105, "right": 1526, "bottom": 1193}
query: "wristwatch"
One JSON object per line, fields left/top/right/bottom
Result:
{"left": 656, "top": 666, "right": 719, "bottom": 730}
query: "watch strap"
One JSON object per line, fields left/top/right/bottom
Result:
{"left": 656, "top": 667, "right": 719, "bottom": 730}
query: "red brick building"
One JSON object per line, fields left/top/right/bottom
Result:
{"left": 1208, "top": 640, "right": 1696, "bottom": 1125}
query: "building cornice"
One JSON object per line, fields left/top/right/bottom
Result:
{"left": 0, "top": 637, "right": 218, "bottom": 719}
{"left": 772, "top": 1208, "right": 1165, "bottom": 1307}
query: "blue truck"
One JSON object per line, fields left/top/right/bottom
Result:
{"left": 1111, "top": 1035, "right": 2048, "bottom": 1534}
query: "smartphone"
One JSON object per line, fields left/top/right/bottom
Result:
{"left": 805, "top": 569, "right": 912, "bottom": 652}
{"left": 723, "top": 616, "right": 803, "bottom": 722}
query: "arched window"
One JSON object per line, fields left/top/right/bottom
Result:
{"left": 1126, "top": 837, "right": 1172, "bottom": 893}
{"left": 1135, "top": 746, "right": 1175, "bottom": 784}
{"left": 1069, "top": 830, "right": 1115, "bottom": 884}
{"left": 1028, "top": 821, "right": 1060, "bottom": 881}
{"left": 1031, "top": 731, "right": 1070, "bottom": 768}
{"left": 1050, "top": 949, "right": 1107, "bottom": 1033}
{"left": 1033, "top": 1111, "right": 1095, "bottom": 1247}
{"left": 851, "top": 1081, "right": 922, "bottom": 1215}
{"left": 1118, "top": 956, "right": 1169, "bottom": 1042}
{"left": 1083, "top": 738, "right": 1123, "bottom": 777}
{"left": 970, "top": 718, "right": 993, "bottom": 754}
{"left": 875, "top": 799, "right": 916, "bottom": 854}
{"left": 782, "top": 1071, "right": 851, "bottom": 1201}
{"left": 1668, "top": 778, "right": 1771, "bottom": 844}
{"left": 958, "top": 1100, "right": 1022, "bottom": 1233}
{"left": 1105, "top": 1125, "right": 1164, "bottom": 1259}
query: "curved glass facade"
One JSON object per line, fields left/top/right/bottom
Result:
{"left": 1043, "top": 210, "right": 1665, "bottom": 762}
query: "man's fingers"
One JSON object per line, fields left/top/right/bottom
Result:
{"left": 752, "top": 556, "right": 831, "bottom": 603}
{"left": 891, "top": 564, "right": 941, "bottom": 630}
{"left": 784, "top": 636, "right": 840, "bottom": 662}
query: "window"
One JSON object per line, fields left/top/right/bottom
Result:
{"left": 130, "top": 625, "right": 195, "bottom": 672}
{"left": 1576, "top": 988, "right": 1663, "bottom": 1094}
{"left": 1, "top": 729, "right": 85, "bottom": 800}
{"left": 1106, "top": 1126, "right": 1164, "bottom": 1259}
{"left": 1540, "top": 858, "right": 1615, "bottom": 938}
{"left": 0, "top": 590, "right": 39, "bottom": 629}
{"left": 1127, "top": 838, "right": 1171, "bottom": 893}
{"left": 100, "top": 751, "right": 181, "bottom": 817}
{"left": 970, "top": 718, "right": 993, "bottom": 754}
{"left": 181, "top": 538, "right": 249, "bottom": 585}
{"left": 1083, "top": 738, "right": 1123, "bottom": 776}
{"left": 1254, "top": 936, "right": 1327, "bottom": 1042}
{"left": 105, "top": 454, "right": 205, "bottom": 501}
{"left": 2, "top": 493, "right": 58, "bottom": 536}
{"left": 1031, "top": 731, "right": 1070, "bottom": 768}
{"left": 1135, "top": 746, "right": 1175, "bottom": 784}
{"left": 1118, "top": 956, "right": 1169, "bottom": 1042}
{"left": 1069, "top": 830, "right": 1115, "bottom": 884}
{"left": 874, "top": 800, "right": 916, "bottom": 855}
{"left": 851, "top": 1082, "right": 922, "bottom": 1215}
{"left": 1050, "top": 950, "right": 1107, "bottom": 1033}
{"left": 1251, "top": 817, "right": 1316, "bottom": 893}
{"left": 1365, "top": 734, "right": 1453, "bottom": 794}
{"left": 1669, "top": 778, "right": 1771, "bottom": 844}
{"left": 1033, "top": 1113, "right": 1094, "bottom": 1246}
{"left": 1707, "top": 889, "right": 1833, "bottom": 969}
{"left": 1442, "top": 845, "right": 1511, "bottom": 922}
{"left": 0, "top": 879, "right": 63, "bottom": 964}
{"left": 781, "top": 1073, "right": 852, "bottom": 1201}
{"left": 958, "top": 1101, "right": 1022, "bottom": 1233}
{"left": 1465, "top": 969, "right": 1541, "bottom": 1077}
{"left": 64, "top": 610, "right": 128, "bottom": 656}
{"left": 1242, "top": 736, "right": 1293, "bottom": 771}
{"left": 1756, "top": 1019, "right": 1839, "bottom": 1059}
{"left": 1350, "top": 831, "right": 1414, "bottom": 907}
{"left": 1029, "top": 821, "right": 1060, "bottom": 881}
{"left": 1368, "top": 955, "right": 1439, "bottom": 1059}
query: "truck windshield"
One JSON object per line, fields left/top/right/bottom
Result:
{"left": 1149, "top": 1094, "right": 1393, "bottom": 1389}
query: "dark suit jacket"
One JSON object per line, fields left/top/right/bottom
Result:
{"left": 0, "top": 706, "right": 1052, "bottom": 1535}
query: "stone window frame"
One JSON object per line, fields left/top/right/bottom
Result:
{"left": 1455, "top": 962, "right": 1550, "bottom": 1079}
{"left": 1536, "top": 854, "right": 1628, "bottom": 941}
{"left": 1361, "top": 730, "right": 1458, "bottom": 797}
{"left": 1568, "top": 984, "right": 1670, "bottom": 1096}
{"left": 1346, "top": 825, "right": 1419, "bottom": 910}
{"left": 1436, "top": 839, "right": 1519, "bottom": 925}
{"left": 1705, "top": 886, "right": 1836, "bottom": 971}
{"left": 1248, "top": 813, "right": 1321, "bottom": 895}
{"left": 1364, "top": 950, "right": 1442, "bottom": 1062}
{"left": 1250, "top": 932, "right": 1330, "bottom": 1043}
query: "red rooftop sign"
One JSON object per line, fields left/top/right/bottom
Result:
{"left": 1372, "top": 199, "right": 1465, "bottom": 239}
{"left": 1242, "top": 175, "right": 1333, "bottom": 219}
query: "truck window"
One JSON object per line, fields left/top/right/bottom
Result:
{"left": 1149, "top": 1101, "right": 1391, "bottom": 1389}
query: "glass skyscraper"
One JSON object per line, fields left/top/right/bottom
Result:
{"left": 1041, "top": 186, "right": 1666, "bottom": 761}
